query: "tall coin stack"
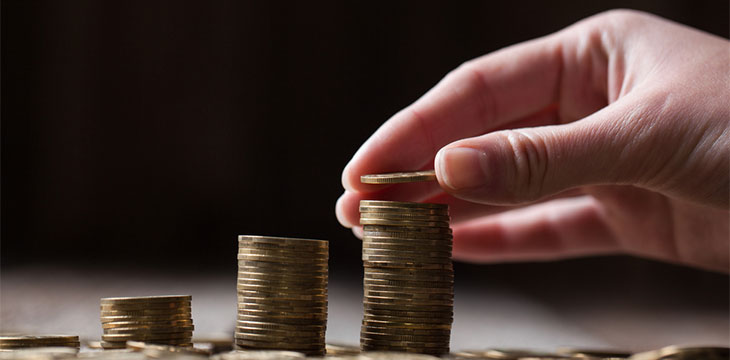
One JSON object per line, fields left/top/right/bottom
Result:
{"left": 359, "top": 200, "right": 453, "bottom": 355}
{"left": 99, "top": 295, "right": 194, "bottom": 349}
{"left": 236, "top": 235, "right": 329, "bottom": 356}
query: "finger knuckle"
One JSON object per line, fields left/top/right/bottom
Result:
{"left": 498, "top": 129, "right": 551, "bottom": 202}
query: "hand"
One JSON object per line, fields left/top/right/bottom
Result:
{"left": 336, "top": 10, "right": 729, "bottom": 272}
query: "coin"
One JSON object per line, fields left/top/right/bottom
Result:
{"left": 102, "top": 320, "right": 194, "bottom": 329}
{"left": 359, "top": 205, "right": 448, "bottom": 215}
{"left": 364, "top": 227, "right": 452, "bottom": 236}
{"left": 360, "top": 213, "right": 451, "bottom": 222}
{"left": 102, "top": 326, "right": 195, "bottom": 334}
{"left": 236, "top": 320, "right": 326, "bottom": 331}
{"left": 126, "top": 341, "right": 210, "bottom": 355}
{"left": 360, "top": 170, "right": 437, "bottom": 184}
{"left": 0, "top": 335, "right": 80, "bottom": 350}
{"left": 212, "top": 350, "right": 307, "bottom": 360}
{"left": 359, "top": 200, "right": 447, "bottom": 209}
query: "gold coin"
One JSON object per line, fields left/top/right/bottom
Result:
{"left": 101, "top": 309, "right": 191, "bottom": 317}
{"left": 237, "top": 260, "right": 328, "bottom": 269}
{"left": 359, "top": 205, "right": 448, "bottom": 215}
{"left": 235, "top": 327, "right": 325, "bottom": 338}
{"left": 234, "top": 333, "right": 323, "bottom": 344}
{"left": 629, "top": 346, "right": 728, "bottom": 360}
{"left": 238, "top": 271, "right": 328, "bottom": 286}
{"left": 99, "top": 341, "right": 128, "bottom": 349}
{"left": 363, "top": 225, "right": 452, "bottom": 235}
{"left": 365, "top": 267, "right": 453, "bottom": 276}
{"left": 237, "top": 314, "right": 326, "bottom": 324}
{"left": 363, "top": 242, "right": 452, "bottom": 252}
{"left": 325, "top": 343, "right": 360, "bottom": 356}
{"left": 102, "top": 326, "right": 195, "bottom": 334}
{"left": 101, "top": 295, "right": 191, "bottom": 304}
{"left": 101, "top": 332, "right": 192, "bottom": 341}
{"left": 359, "top": 218, "right": 450, "bottom": 228}
{"left": 362, "top": 286, "right": 452, "bottom": 296}
{"left": 238, "top": 241, "right": 327, "bottom": 251}
{"left": 236, "top": 320, "right": 326, "bottom": 331}
{"left": 102, "top": 320, "right": 194, "bottom": 329}
{"left": 363, "top": 315, "right": 452, "bottom": 326}
{"left": 359, "top": 200, "right": 447, "bottom": 210}
{"left": 234, "top": 342, "right": 325, "bottom": 356}
{"left": 359, "top": 319, "right": 451, "bottom": 330}
{"left": 364, "top": 297, "right": 453, "bottom": 307}
{"left": 236, "top": 281, "right": 327, "bottom": 291}
{"left": 359, "top": 337, "right": 449, "bottom": 347}
{"left": 100, "top": 301, "right": 191, "bottom": 310}
{"left": 360, "top": 213, "right": 450, "bottom": 222}
{"left": 237, "top": 267, "right": 327, "bottom": 277}
{"left": 364, "top": 271, "right": 454, "bottom": 287}
{"left": 364, "top": 308, "right": 453, "bottom": 318}
{"left": 360, "top": 170, "right": 437, "bottom": 184}
{"left": 360, "top": 212, "right": 451, "bottom": 223}
{"left": 363, "top": 261, "right": 452, "bottom": 270}
{"left": 363, "top": 302, "right": 452, "bottom": 312}
{"left": 237, "top": 296, "right": 327, "bottom": 307}
{"left": 0, "top": 335, "right": 79, "bottom": 343}
{"left": 237, "top": 290, "right": 327, "bottom": 301}
{"left": 360, "top": 332, "right": 449, "bottom": 343}
{"left": 236, "top": 254, "right": 328, "bottom": 264}
{"left": 362, "top": 248, "right": 452, "bottom": 258}
{"left": 361, "top": 256, "right": 452, "bottom": 265}
{"left": 238, "top": 235, "right": 328, "bottom": 247}
{"left": 237, "top": 248, "right": 328, "bottom": 257}
{"left": 361, "top": 325, "right": 451, "bottom": 335}
{"left": 214, "top": 349, "right": 307, "bottom": 359}
{"left": 100, "top": 314, "right": 191, "bottom": 323}
{"left": 363, "top": 290, "right": 452, "bottom": 301}
{"left": 125, "top": 341, "right": 209, "bottom": 355}
{"left": 237, "top": 308, "right": 327, "bottom": 317}
{"left": 363, "top": 234, "right": 452, "bottom": 243}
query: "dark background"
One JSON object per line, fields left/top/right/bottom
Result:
{"left": 1, "top": 0, "right": 728, "bottom": 296}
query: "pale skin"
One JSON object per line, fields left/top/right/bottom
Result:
{"left": 336, "top": 10, "right": 730, "bottom": 273}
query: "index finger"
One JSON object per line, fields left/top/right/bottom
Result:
{"left": 342, "top": 33, "right": 566, "bottom": 193}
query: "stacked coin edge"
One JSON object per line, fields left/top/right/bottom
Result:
{"left": 99, "top": 295, "right": 194, "bottom": 349}
{"left": 236, "top": 235, "right": 329, "bottom": 356}
{"left": 359, "top": 200, "right": 454, "bottom": 355}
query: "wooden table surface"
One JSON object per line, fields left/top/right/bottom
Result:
{"left": 1, "top": 264, "right": 727, "bottom": 352}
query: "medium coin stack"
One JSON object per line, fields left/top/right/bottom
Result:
{"left": 0, "top": 335, "right": 80, "bottom": 350}
{"left": 99, "top": 295, "right": 194, "bottom": 349}
{"left": 236, "top": 235, "right": 329, "bottom": 356}
{"left": 359, "top": 200, "right": 453, "bottom": 355}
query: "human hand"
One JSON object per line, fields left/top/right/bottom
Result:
{"left": 336, "top": 10, "right": 729, "bottom": 272}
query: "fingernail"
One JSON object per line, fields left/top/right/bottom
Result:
{"left": 438, "top": 147, "right": 489, "bottom": 190}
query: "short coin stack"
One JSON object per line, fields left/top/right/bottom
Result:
{"left": 0, "top": 335, "right": 80, "bottom": 350}
{"left": 359, "top": 200, "right": 453, "bottom": 355}
{"left": 99, "top": 295, "right": 194, "bottom": 349}
{"left": 236, "top": 235, "right": 329, "bottom": 356}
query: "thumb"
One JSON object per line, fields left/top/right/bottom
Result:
{"left": 434, "top": 97, "right": 653, "bottom": 205}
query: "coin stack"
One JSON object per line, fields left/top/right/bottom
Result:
{"left": 359, "top": 200, "right": 453, "bottom": 355}
{"left": 0, "top": 335, "right": 80, "bottom": 350}
{"left": 236, "top": 235, "right": 329, "bottom": 356}
{"left": 99, "top": 295, "right": 194, "bottom": 349}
